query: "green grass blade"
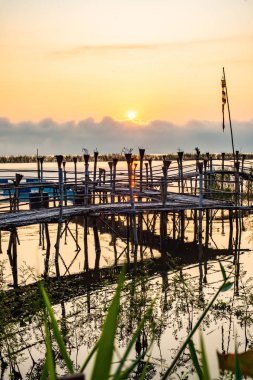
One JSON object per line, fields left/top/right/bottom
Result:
{"left": 199, "top": 334, "right": 211, "bottom": 380}
{"left": 139, "top": 357, "right": 151, "bottom": 380}
{"left": 112, "top": 305, "right": 153, "bottom": 380}
{"left": 188, "top": 339, "right": 203, "bottom": 379}
{"left": 117, "top": 343, "right": 151, "bottom": 380}
{"left": 235, "top": 346, "right": 242, "bottom": 380}
{"left": 40, "top": 359, "right": 48, "bottom": 380}
{"left": 39, "top": 282, "right": 74, "bottom": 374}
{"left": 221, "top": 281, "right": 233, "bottom": 292}
{"left": 79, "top": 340, "right": 99, "bottom": 372}
{"left": 219, "top": 261, "right": 227, "bottom": 281}
{"left": 90, "top": 268, "right": 125, "bottom": 380}
{"left": 161, "top": 269, "right": 233, "bottom": 379}
{"left": 45, "top": 319, "right": 57, "bottom": 380}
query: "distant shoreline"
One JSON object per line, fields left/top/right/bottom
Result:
{"left": 0, "top": 152, "right": 252, "bottom": 163}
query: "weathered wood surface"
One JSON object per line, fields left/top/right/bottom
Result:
{"left": 0, "top": 192, "right": 241, "bottom": 229}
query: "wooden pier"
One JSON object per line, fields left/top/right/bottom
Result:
{"left": 0, "top": 149, "right": 252, "bottom": 287}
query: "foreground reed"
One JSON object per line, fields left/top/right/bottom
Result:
{"left": 39, "top": 263, "right": 250, "bottom": 379}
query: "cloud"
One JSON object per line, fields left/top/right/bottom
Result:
{"left": 52, "top": 34, "right": 253, "bottom": 58}
{"left": 0, "top": 117, "right": 253, "bottom": 155}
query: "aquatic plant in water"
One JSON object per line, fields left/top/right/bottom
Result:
{"left": 38, "top": 262, "right": 253, "bottom": 379}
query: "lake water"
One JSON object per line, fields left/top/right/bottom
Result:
{"left": 0, "top": 161, "right": 253, "bottom": 379}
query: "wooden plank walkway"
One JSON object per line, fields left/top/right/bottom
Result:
{"left": 0, "top": 192, "right": 239, "bottom": 229}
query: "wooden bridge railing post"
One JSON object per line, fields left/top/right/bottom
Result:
{"left": 125, "top": 152, "right": 138, "bottom": 265}
{"left": 241, "top": 154, "right": 246, "bottom": 195}
{"left": 195, "top": 147, "right": 200, "bottom": 195}
{"left": 203, "top": 159, "right": 208, "bottom": 195}
{"left": 139, "top": 148, "right": 145, "bottom": 195}
{"left": 145, "top": 162, "right": 149, "bottom": 189}
{"left": 83, "top": 153, "right": 90, "bottom": 205}
{"left": 73, "top": 156, "right": 77, "bottom": 204}
{"left": 63, "top": 161, "right": 67, "bottom": 206}
{"left": 93, "top": 150, "right": 99, "bottom": 204}
{"left": 235, "top": 161, "right": 240, "bottom": 206}
{"left": 55, "top": 155, "right": 64, "bottom": 216}
{"left": 177, "top": 151, "right": 184, "bottom": 193}
{"left": 13, "top": 173, "right": 23, "bottom": 212}
{"left": 112, "top": 158, "right": 118, "bottom": 202}
{"left": 38, "top": 156, "right": 45, "bottom": 207}
{"left": 197, "top": 162, "right": 203, "bottom": 208}
{"left": 148, "top": 158, "right": 153, "bottom": 187}
{"left": 55, "top": 155, "right": 64, "bottom": 266}
{"left": 209, "top": 155, "right": 213, "bottom": 197}
{"left": 162, "top": 160, "right": 171, "bottom": 205}
{"left": 221, "top": 152, "right": 225, "bottom": 193}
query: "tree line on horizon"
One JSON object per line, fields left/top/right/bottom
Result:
{"left": 0, "top": 152, "right": 252, "bottom": 163}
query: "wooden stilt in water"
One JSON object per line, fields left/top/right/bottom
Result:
{"left": 138, "top": 212, "right": 144, "bottom": 261}
{"left": 125, "top": 152, "right": 138, "bottom": 267}
{"left": 228, "top": 210, "right": 233, "bottom": 252}
{"left": 12, "top": 229, "right": 18, "bottom": 288}
{"left": 83, "top": 215, "right": 89, "bottom": 272}
{"left": 55, "top": 155, "right": 64, "bottom": 273}
{"left": 172, "top": 212, "right": 176, "bottom": 240}
{"left": 180, "top": 211, "right": 185, "bottom": 242}
{"left": 93, "top": 216, "right": 101, "bottom": 271}
{"left": 44, "top": 223, "right": 51, "bottom": 278}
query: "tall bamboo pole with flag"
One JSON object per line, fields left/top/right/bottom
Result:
{"left": 221, "top": 67, "right": 236, "bottom": 167}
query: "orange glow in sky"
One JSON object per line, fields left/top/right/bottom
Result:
{"left": 1, "top": 0, "right": 253, "bottom": 123}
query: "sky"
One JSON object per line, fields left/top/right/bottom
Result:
{"left": 1, "top": 0, "right": 253, "bottom": 154}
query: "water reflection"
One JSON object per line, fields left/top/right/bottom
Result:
{"left": 0, "top": 209, "right": 253, "bottom": 378}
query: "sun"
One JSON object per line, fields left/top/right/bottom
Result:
{"left": 127, "top": 110, "right": 137, "bottom": 121}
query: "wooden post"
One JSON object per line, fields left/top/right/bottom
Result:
{"left": 241, "top": 154, "right": 246, "bottom": 195}
{"left": 55, "top": 155, "right": 64, "bottom": 218}
{"left": 195, "top": 147, "right": 200, "bottom": 195}
{"left": 37, "top": 153, "right": 41, "bottom": 182}
{"left": 180, "top": 211, "right": 185, "bottom": 242}
{"left": 83, "top": 215, "right": 89, "bottom": 271}
{"left": 12, "top": 229, "right": 18, "bottom": 288}
{"left": 145, "top": 162, "right": 149, "bottom": 189}
{"left": 39, "top": 156, "right": 45, "bottom": 207}
{"left": 125, "top": 152, "right": 138, "bottom": 266}
{"left": 228, "top": 210, "right": 233, "bottom": 252}
{"left": 139, "top": 148, "right": 145, "bottom": 195}
{"left": 112, "top": 158, "right": 118, "bottom": 202}
{"left": 197, "top": 162, "right": 203, "bottom": 208}
{"left": 163, "top": 160, "right": 171, "bottom": 205}
{"left": 93, "top": 216, "right": 101, "bottom": 271}
{"left": 203, "top": 159, "right": 208, "bottom": 195}
{"left": 221, "top": 152, "right": 225, "bottom": 193}
{"left": 83, "top": 153, "right": 90, "bottom": 205}
{"left": 209, "top": 155, "right": 213, "bottom": 198}
{"left": 63, "top": 161, "right": 67, "bottom": 206}
{"left": 73, "top": 156, "right": 78, "bottom": 205}
{"left": 148, "top": 158, "right": 153, "bottom": 187}
{"left": 13, "top": 173, "right": 23, "bottom": 212}
{"left": 44, "top": 223, "right": 51, "bottom": 278}
{"left": 55, "top": 155, "right": 64, "bottom": 267}
{"left": 93, "top": 150, "right": 99, "bottom": 204}
{"left": 177, "top": 151, "right": 184, "bottom": 193}
{"left": 172, "top": 212, "right": 176, "bottom": 240}
{"left": 235, "top": 161, "right": 240, "bottom": 206}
